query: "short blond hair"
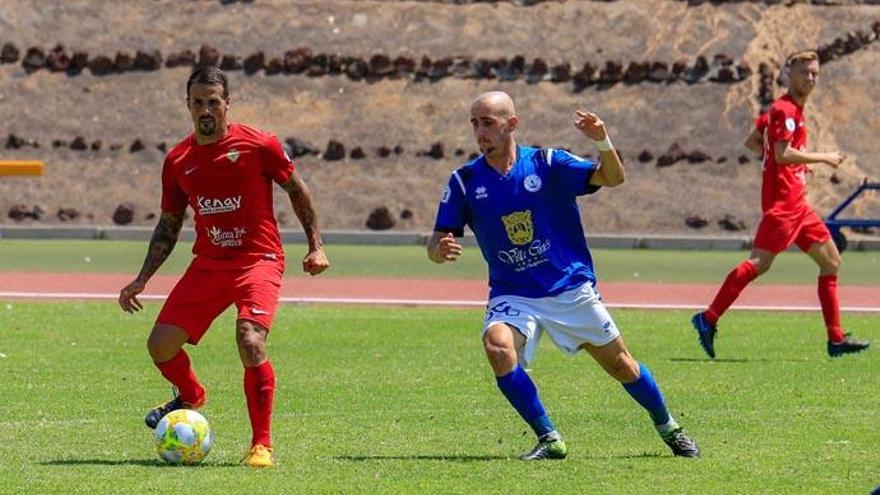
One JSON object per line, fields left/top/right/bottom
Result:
{"left": 786, "top": 50, "right": 819, "bottom": 68}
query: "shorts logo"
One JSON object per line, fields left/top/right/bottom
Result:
{"left": 197, "top": 195, "right": 242, "bottom": 215}
{"left": 227, "top": 148, "right": 240, "bottom": 163}
{"left": 251, "top": 308, "right": 269, "bottom": 316}
{"left": 501, "top": 210, "right": 534, "bottom": 246}
{"left": 487, "top": 301, "right": 521, "bottom": 320}
{"left": 207, "top": 226, "right": 247, "bottom": 247}
{"left": 785, "top": 118, "right": 796, "bottom": 132}
{"left": 524, "top": 174, "right": 542, "bottom": 193}
{"left": 440, "top": 185, "right": 451, "bottom": 204}
{"left": 475, "top": 186, "right": 488, "bottom": 200}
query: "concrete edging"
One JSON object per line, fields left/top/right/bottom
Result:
{"left": 1, "top": 225, "right": 878, "bottom": 251}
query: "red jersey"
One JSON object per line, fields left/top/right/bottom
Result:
{"left": 761, "top": 94, "right": 809, "bottom": 214}
{"left": 161, "top": 123, "right": 294, "bottom": 268}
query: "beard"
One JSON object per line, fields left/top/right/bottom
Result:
{"left": 791, "top": 78, "right": 815, "bottom": 98}
{"left": 197, "top": 117, "right": 217, "bottom": 136}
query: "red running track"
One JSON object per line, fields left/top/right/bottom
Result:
{"left": 0, "top": 272, "right": 878, "bottom": 312}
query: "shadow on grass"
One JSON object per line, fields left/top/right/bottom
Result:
{"left": 603, "top": 453, "right": 665, "bottom": 460}
{"left": 42, "top": 459, "right": 241, "bottom": 467}
{"left": 335, "top": 454, "right": 510, "bottom": 462}
{"left": 670, "top": 357, "right": 750, "bottom": 363}
{"left": 336, "top": 452, "right": 664, "bottom": 462}
{"left": 670, "top": 357, "right": 811, "bottom": 363}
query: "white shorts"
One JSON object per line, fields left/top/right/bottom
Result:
{"left": 482, "top": 282, "right": 620, "bottom": 367}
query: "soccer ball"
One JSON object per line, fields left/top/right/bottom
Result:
{"left": 154, "top": 409, "right": 213, "bottom": 465}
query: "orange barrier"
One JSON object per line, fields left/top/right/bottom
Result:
{"left": 0, "top": 160, "right": 44, "bottom": 176}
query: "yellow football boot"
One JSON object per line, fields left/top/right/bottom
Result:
{"left": 244, "top": 444, "right": 275, "bottom": 468}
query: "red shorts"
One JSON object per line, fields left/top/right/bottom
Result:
{"left": 156, "top": 260, "right": 284, "bottom": 344}
{"left": 753, "top": 209, "right": 831, "bottom": 254}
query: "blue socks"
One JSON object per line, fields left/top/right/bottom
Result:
{"left": 496, "top": 363, "right": 673, "bottom": 438}
{"left": 622, "top": 363, "right": 672, "bottom": 426}
{"left": 496, "top": 365, "right": 556, "bottom": 438}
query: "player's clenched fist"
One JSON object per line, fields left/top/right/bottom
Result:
{"left": 302, "top": 248, "right": 330, "bottom": 276}
{"left": 822, "top": 151, "right": 846, "bottom": 168}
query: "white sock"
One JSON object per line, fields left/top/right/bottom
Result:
{"left": 655, "top": 417, "right": 680, "bottom": 436}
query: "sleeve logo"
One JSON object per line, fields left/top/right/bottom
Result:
{"left": 440, "top": 185, "right": 451, "bottom": 204}
{"left": 785, "top": 118, "right": 796, "bottom": 132}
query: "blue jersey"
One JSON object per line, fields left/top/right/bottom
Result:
{"left": 433, "top": 146, "right": 601, "bottom": 299}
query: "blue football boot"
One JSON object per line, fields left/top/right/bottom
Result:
{"left": 691, "top": 312, "right": 717, "bottom": 359}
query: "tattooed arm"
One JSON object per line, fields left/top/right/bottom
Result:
{"left": 280, "top": 170, "right": 330, "bottom": 276}
{"left": 118, "top": 211, "right": 184, "bottom": 313}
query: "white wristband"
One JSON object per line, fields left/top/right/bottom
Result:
{"left": 593, "top": 135, "right": 614, "bottom": 152}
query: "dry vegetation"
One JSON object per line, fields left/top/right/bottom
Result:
{"left": 1, "top": 0, "right": 878, "bottom": 235}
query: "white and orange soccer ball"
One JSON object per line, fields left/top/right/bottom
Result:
{"left": 154, "top": 409, "right": 213, "bottom": 465}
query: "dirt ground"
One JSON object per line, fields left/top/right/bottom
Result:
{"left": 1, "top": 0, "right": 878, "bottom": 235}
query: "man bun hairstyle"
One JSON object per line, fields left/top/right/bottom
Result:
{"left": 187, "top": 65, "right": 229, "bottom": 99}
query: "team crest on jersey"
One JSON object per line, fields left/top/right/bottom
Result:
{"left": 524, "top": 174, "right": 542, "bottom": 193}
{"left": 501, "top": 210, "right": 534, "bottom": 246}
{"left": 784, "top": 118, "right": 796, "bottom": 133}
{"left": 226, "top": 148, "right": 240, "bottom": 163}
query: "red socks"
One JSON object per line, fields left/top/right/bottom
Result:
{"left": 818, "top": 274, "right": 845, "bottom": 343}
{"left": 156, "top": 353, "right": 275, "bottom": 447}
{"left": 155, "top": 350, "right": 206, "bottom": 406}
{"left": 707, "top": 265, "right": 845, "bottom": 342}
{"left": 706, "top": 261, "right": 759, "bottom": 325}
{"left": 244, "top": 360, "right": 276, "bottom": 448}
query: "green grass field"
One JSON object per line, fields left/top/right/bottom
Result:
{"left": 1, "top": 239, "right": 879, "bottom": 285}
{"left": 1, "top": 302, "right": 878, "bottom": 494}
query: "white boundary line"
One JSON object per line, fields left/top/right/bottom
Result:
{"left": 1, "top": 291, "right": 879, "bottom": 313}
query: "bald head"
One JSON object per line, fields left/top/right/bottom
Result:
{"left": 471, "top": 91, "right": 516, "bottom": 119}
{"left": 469, "top": 91, "right": 519, "bottom": 159}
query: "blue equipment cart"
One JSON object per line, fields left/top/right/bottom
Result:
{"left": 824, "top": 178, "right": 880, "bottom": 253}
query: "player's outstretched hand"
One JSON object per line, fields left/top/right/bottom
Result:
{"left": 303, "top": 248, "right": 330, "bottom": 276}
{"left": 119, "top": 279, "right": 145, "bottom": 313}
{"left": 823, "top": 150, "right": 846, "bottom": 169}
{"left": 574, "top": 110, "right": 607, "bottom": 141}
{"left": 436, "top": 233, "right": 462, "bottom": 262}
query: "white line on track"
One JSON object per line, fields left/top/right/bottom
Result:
{"left": 1, "top": 291, "right": 879, "bottom": 313}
